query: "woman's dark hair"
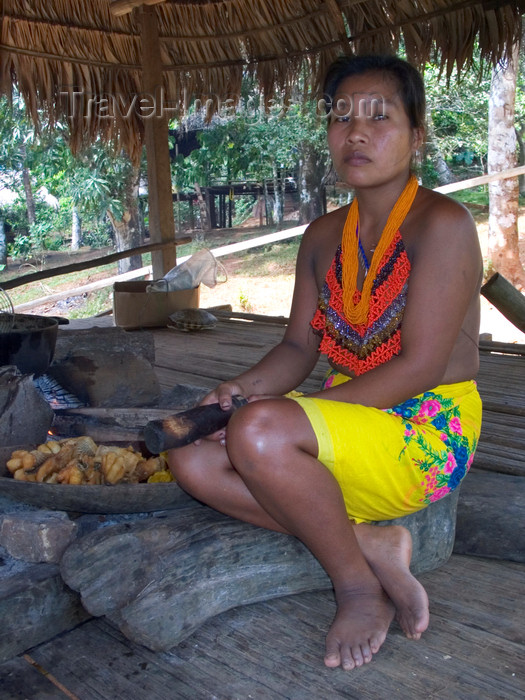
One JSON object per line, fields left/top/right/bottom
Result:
{"left": 323, "top": 55, "right": 426, "bottom": 131}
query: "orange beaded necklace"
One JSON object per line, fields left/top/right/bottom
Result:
{"left": 341, "top": 174, "right": 419, "bottom": 325}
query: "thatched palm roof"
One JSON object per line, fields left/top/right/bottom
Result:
{"left": 1, "top": 0, "right": 524, "bottom": 160}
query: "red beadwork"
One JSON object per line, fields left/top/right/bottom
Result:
{"left": 311, "top": 231, "right": 411, "bottom": 376}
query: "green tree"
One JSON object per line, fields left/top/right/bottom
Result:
{"left": 174, "top": 85, "right": 330, "bottom": 228}
{"left": 424, "top": 61, "right": 492, "bottom": 185}
{"left": 0, "top": 95, "right": 39, "bottom": 230}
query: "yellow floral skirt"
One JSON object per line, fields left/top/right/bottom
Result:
{"left": 291, "top": 370, "right": 482, "bottom": 524}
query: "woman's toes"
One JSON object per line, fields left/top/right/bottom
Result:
{"left": 324, "top": 646, "right": 341, "bottom": 668}
{"left": 341, "top": 645, "right": 358, "bottom": 670}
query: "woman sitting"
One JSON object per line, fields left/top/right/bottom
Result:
{"left": 169, "top": 54, "right": 483, "bottom": 671}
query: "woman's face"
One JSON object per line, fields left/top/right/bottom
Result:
{"left": 327, "top": 71, "right": 423, "bottom": 189}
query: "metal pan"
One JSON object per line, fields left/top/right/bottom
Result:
{"left": 0, "top": 314, "right": 59, "bottom": 376}
{"left": 0, "top": 445, "right": 189, "bottom": 513}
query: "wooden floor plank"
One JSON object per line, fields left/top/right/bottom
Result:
{"left": 0, "top": 655, "right": 73, "bottom": 699}
{"left": 15, "top": 556, "right": 524, "bottom": 700}
{"left": 17, "top": 319, "right": 521, "bottom": 698}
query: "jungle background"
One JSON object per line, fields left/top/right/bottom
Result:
{"left": 0, "top": 46, "right": 524, "bottom": 338}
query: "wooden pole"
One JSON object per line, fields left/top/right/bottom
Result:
{"left": 433, "top": 164, "right": 525, "bottom": 194}
{"left": 481, "top": 273, "right": 525, "bottom": 333}
{"left": 141, "top": 5, "right": 177, "bottom": 278}
{"left": 0, "top": 239, "right": 189, "bottom": 292}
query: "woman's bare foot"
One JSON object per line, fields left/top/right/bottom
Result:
{"left": 354, "top": 523, "right": 429, "bottom": 640}
{"left": 324, "top": 581, "right": 395, "bottom": 670}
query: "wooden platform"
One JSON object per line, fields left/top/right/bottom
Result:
{"left": 0, "top": 555, "right": 523, "bottom": 699}
{"left": 1, "top": 314, "right": 524, "bottom": 698}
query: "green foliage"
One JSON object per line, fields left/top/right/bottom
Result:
{"left": 6, "top": 200, "right": 66, "bottom": 260}
{"left": 8, "top": 234, "right": 32, "bottom": 259}
{"left": 172, "top": 86, "right": 329, "bottom": 191}
{"left": 424, "top": 61, "right": 492, "bottom": 178}
{"left": 232, "top": 195, "right": 256, "bottom": 226}
{"left": 81, "top": 220, "right": 113, "bottom": 248}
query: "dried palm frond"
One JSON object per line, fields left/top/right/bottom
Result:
{"left": 0, "top": 0, "right": 522, "bottom": 160}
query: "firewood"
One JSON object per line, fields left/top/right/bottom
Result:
{"left": 143, "top": 396, "right": 246, "bottom": 453}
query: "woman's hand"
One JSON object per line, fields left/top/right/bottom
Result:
{"left": 201, "top": 380, "right": 248, "bottom": 410}
{"left": 195, "top": 380, "right": 249, "bottom": 444}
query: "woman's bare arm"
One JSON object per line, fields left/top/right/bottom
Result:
{"left": 205, "top": 220, "right": 328, "bottom": 408}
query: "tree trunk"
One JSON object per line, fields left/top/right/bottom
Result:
{"left": 194, "top": 182, "right": 210, "bottom": 240}
{"left": 272, "top": 164, "right": 283, "bottom": 226}
{"left": 516, "top": 125, "right": 525, "bottom": 195}
{"left": 71, "top": 206, "right": 82, "bottom": 251}
{"left": 425, "top": 115, "right": 455, "bottom": 185}
{"left": 22, "top": 167, "right": 36, "bottom": 226}
{"left": 298, "top": 143, "right": 325, "bottom": 225}
{"left": 107, "top": 166, "right": 143, "bottom": 275}
{"left": 263, "top": 180, "right": 273, "bottom": 226}
{"left": 488, "top": 44, "right": 525, "bottom": 289}
{"left": 0, "top": 218, "right": 7, "bottom": 268}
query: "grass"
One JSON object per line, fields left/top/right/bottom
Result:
{"left": 1, "top": 223, "right": 296, "bottom": 316}
{"left": 232, "top": 240, "right": 300, "bottom": 277}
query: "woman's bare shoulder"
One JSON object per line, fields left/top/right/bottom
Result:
{"left": 304, "top": 204, "right": 350, "bottom": 239}
{"left": 405, "top": 187, "right": 480, "bottom": 255}
{"left": 413, "top": 187, "right": 477, "bottom": 234}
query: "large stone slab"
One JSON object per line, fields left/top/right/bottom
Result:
{"left": 61, "top": 491, "right": 460, "bottom": 652}
{"left": 0, "top": 367, "right": 53, "bottom": 447}
{"left": 49, "top": 326, "right": 160, "bottom": 407}
{"left": 54, "top": 326, "right": 155, "bottom": 364}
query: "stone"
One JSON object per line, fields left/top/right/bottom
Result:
{"left": 454, "top": 470, "right": 525, "bottom": 562}
{"left": 47, "top": 350, "right": 161, "bottom": 407}
{"left": 48, "top": 326, "right": 161, "bottom": 407}
{"left": 0, "top": 511, "right": 77, "bottom": 563}
{"left": 0, "top": 557, "right": 90, "bottom": 663}
{"left": 0, "top": 367, "right": 54, "bottom": 447}
{"left": 54, "top": 326, "right": 156, "bottom": 364}
{"left": 61, "top": 491, "right": 460, "bottom": 653}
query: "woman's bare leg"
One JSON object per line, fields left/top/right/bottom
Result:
{"left": 168, "top": 399, "right": 428, "bottom": 665}
{"left": 353, "top": 524, "right": 429, "bottom": 640}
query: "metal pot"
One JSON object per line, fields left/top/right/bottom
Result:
{"left": 0, "top": 314, "right": 59, "bottom": 376}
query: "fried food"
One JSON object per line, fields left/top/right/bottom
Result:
{"left": 5, "top": 437, "right": 169, "bottom": 486}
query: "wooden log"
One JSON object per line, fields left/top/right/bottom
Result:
{"left": 213, "top": 309, "right": 289, "bottom": 325}
{"left": 472, "top": 450, "right": 525, "bottom": 477}
{"left": 1, "top": 240, "right": 190, "bottom": 292}
{"left": 433, "top": 164, "right": 525, "bottom": 194}
{"left": 479, "top": 339, "right": 525, "bottom": 356}
{"left": 481, "top": 273, "right": 525, "bottom": 333}
{"left": 141, "top": 6, "right": 177, "bottom": 278}
{"left": 454, "top": 470, "right": 525, "bottom": 562}
{"left": 143, "top": 396, "right": 246, "bottom": 453}
{"left": 60, "top": 492, "right": 460, "bottom": 652}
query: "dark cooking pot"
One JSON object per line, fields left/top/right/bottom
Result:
{"left": 0, "top": 314, "right": 59, "bottom": 376}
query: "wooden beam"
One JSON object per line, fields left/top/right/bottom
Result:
{"left": 0, "top": 239, "right": 190, "bottom": 292}
{"left": 434, "top": 165, "right": 525, "bottom": 194}
{"left": 141, "top": 5, "right": 177, "bottom": 277}
{"left": 111, "top": 0, "right": 167, "bottom": 17}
